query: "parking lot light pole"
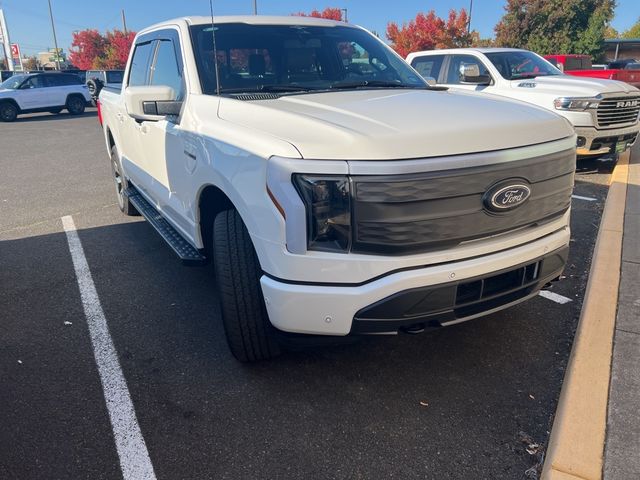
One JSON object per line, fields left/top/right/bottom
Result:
{"left": 47, "top": 0, "right": 60, "bottom": 70}
{"left": 253, "top": 0, "right": 257, "bottom": 15}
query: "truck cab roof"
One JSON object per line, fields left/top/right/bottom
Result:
{"left": 407, "top": 47, "right": 532, "bottom": 58}
{"left": 139, "top": 15, "right": 345, "bottom": 35}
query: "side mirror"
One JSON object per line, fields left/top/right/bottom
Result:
{"left": 460, "top": 64, "right": 491, "bottom": 85}
{"left": 124, "top": 85, "right": 181, "bottom": 121}
{"left": 423, "top": 76, "right": 437, "bottom": 86}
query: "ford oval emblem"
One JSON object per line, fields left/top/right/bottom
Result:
{"left": 484, "top": 183, "right": 531, "bottom": 212}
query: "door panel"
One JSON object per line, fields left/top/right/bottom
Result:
{"left": 136, "top": 31, "right": 189, "bottom": 234}
{"left": 120, "top": 40, "right": 156, "bottom": 187}
{"left": 17, "top": 76, "right": 47, "bottom": 108}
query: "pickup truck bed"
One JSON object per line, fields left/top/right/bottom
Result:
{"left": 544, "top": 54, "right": 640, "bottom": 88}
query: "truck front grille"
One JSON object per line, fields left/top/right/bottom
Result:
{"left": 350, "top": 147, "right": 575, "bottom": 255}
{"left": 596, "top": 96, "right": 640, "bottom": 128}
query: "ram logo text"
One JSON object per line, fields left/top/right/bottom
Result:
{"left": 616, "top": 100, "right": 639, "bottom": 108}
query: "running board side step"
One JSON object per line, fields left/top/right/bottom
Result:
{"left": 125, "top": 187, "right": 207, "bottom": 266}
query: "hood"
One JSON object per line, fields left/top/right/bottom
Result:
{"left": 218, "top": 89, "right": 572, "bottom": 160}
{"left": 510, "top": 74, "right": 639, "bottom": 97}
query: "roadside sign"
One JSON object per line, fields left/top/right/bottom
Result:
{"left": 10, "top": 43, "right": 23, "bottom": 71}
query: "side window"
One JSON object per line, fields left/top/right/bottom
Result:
{"left": 128, "top": 41, "right": 155, "bottom": 86}
{"left": 446, "top": 55, "right": 489, "bottom": 84}
{"left": 106, "top": 71, "right": 124, "bottom": 83}
{"left": 411, "top": 55, "right": 445, "bottom": 81}
{"left": 21, "top": 76, "right": 45, "bottom": 89}
{"left": 565, "top": 57, "right": 582, "bottom": 71}
{"left": 46, "top": 75, "right": 80, "bottom": 87}
{"left": 44, "top": 75, "right": 62, "bottom": 87}
{"left": 150, "top": 39, "right": 184, "bottom": 99}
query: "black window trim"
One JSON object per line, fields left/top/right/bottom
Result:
{"left": 443, "top": 53, "right": 494, "bottom": 86}
{"left": 129, "top": 26, "right": 185, "bottom": 90}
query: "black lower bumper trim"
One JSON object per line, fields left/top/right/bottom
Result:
{"left": 589, "top": 132, "right": 638, "bottom": 153}
{"left": 351, "top": 245, "right": 569, "bottom": 334}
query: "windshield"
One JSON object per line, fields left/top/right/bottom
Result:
{"left": 1, "top": 74, "right": 28, "bottom": 89}
{"left": 190, "top": 23, "right": 427, "bottom": 95}
{"left": 485, "top": 51, "right": 562, "bottom": 80}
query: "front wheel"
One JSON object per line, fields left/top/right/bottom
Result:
{"left": 0, "top": 102, "right": 18, "bottom": 122}
{"left": 213, "top": 209, "right": 281, "bottom": 362}
{"left": 66, "top": 96, "right": 85, "bottom": 115}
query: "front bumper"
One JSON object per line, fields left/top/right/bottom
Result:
{"left": 575, "top": 124, "right": 639, "bottom": 156}
{"left": 260, "top": 227, "right": 570, "bottom": 336}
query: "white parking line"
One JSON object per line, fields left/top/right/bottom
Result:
{"left": 538, "top": 290, "right": 573, "bottom": 304}
{"left": 571, "top": 194, "right": 597, "bottom": 202}
{"left": 61, "top": 215, "right": 156, "bottom": 480}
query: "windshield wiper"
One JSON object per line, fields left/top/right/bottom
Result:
{"left": 258, "top": 84, "right": 320, "bottom": 92}
{"left": 511, "top": 73, "right": 542, "bottom": 79}
{"left": 330, "top": 80, "right": 425, "bottom": 90}
{"left": 220, "top": 84, "right": 319, "bottom": 94}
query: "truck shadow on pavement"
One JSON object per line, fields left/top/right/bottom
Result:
{"left": 1, "top": 205, "right": 603, "bottom": 479}
{"left": 576, "top": 154, "right": 617, "bottom": 175}
{"left": 13, "top": 110, "right": 98, "bottom": 123}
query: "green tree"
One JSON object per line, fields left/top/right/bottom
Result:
{"left": 495, "top": 0, "right": 615, "bottom": 59}
{"left": 621, "top": 18, "right": 640, "bottom": 38}
{"left": 605, "top": 25, "right": 619, "bottom": 38}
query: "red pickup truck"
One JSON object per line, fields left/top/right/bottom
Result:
{"left": 544, "top": 54, "right": 640, "bottom": 88}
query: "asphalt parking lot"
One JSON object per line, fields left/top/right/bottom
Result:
{"left": 0, "top": 110, "right": 622, "bottom": 479}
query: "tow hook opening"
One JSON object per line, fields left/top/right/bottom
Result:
{"left": 401, "top": 323, "right": 426, "bottom": 334}
{"left": 399, "top": 322, "right": 442, "bottom": 335}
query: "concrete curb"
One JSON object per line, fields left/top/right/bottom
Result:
{"left": 542, "top": 151, "right": 630, "bottom": 480}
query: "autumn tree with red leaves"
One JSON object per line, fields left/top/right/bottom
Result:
{"left": 69, "top": 29, "right": 135, "bottom": 70}
{"left": 386, "top": 9, "right": 473, "bottom": 58}
{"left": 293, "top": 7, "right": 344, "bottom": 21}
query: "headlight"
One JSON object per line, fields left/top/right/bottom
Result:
{"left": 554, "top": 97, "right": 600, "bottom": 110}
{"left": 293, "top": 174, "right": 351, "bottom": 252}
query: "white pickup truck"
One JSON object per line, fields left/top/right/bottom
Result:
{"left": 406, "top": 48, "right": 640, "bottom": 158}
{"left": 99, "top": 16, "right": 575, "bottom": 361}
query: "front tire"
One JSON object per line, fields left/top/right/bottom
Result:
{"left": 0, "top": 102, "right": 18, "bottom": 122}
{"left": 110, "top": 146, "right": 138, "bottom": 216}
{"left": 66, "top": 95, "right": 85, "bottom": 115}
{"left": 213, "top": 209, "right": 281, "bottom": 362}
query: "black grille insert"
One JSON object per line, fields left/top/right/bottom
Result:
{"left": 351, "top": 246, "right": 569, "bottom": 334}
{"left": 350, "top": 147, "right": 575, "bottom": 255}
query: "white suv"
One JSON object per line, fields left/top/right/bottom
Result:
{"left": 0, "top": 72, "right": 91, "bottom": 122}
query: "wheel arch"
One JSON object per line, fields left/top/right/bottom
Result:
{"left": 106, "top": 127, "right": 116, "bottom": 152}
{"left": 197, "top": 184, "right": 235, "bottom": 257}
{"left": 65, "top": 92, "right": 85, "bottom": 106}
{"left": 0, "top": 98, "right": 21, "bottom": 112}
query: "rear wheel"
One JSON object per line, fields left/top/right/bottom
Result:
{"left": 0, "top": 102, "right": 18, "bottom": 122}
{"left": 66, "top": 95, "right": 85, "bottom": 115}
{"left": 110, "top": 145, "right": 138, "bottom": 216}
{"left": 213, "top": 209, "right": 281, "bottom": 362}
